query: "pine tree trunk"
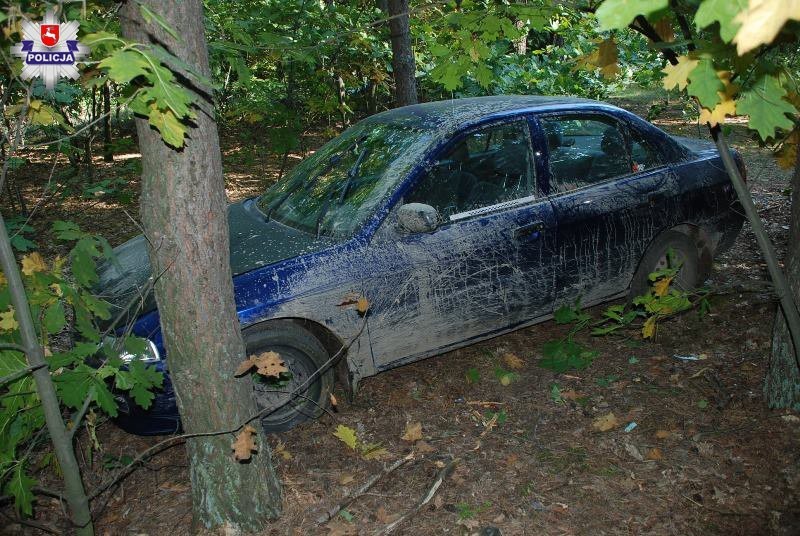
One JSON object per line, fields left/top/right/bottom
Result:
{"left": 119, "top": 1, "right": 282, "bottom": 532}
{"left": 765, "top": 148, "right": 800, "bottom": 409}
{"left": 387, "top": 0, "right": 418, "bottom": 107}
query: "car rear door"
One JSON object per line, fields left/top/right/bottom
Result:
{"left": 362, "top": 117, "right": 558, "bottom": 370}
{"left": 534, "top": 111, "right": 678, "bottom": 307}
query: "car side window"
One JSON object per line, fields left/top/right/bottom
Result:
{"left": 541, "top": 115, "right": 636, "bottom": 194}
{"left": 405, "top": 120, "right": 535, "bottom": 220}
{"left": 628, "top": 129, "right": 663, "bottom": 171}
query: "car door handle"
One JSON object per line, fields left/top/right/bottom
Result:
{"left": 514, "top": 221, "right": 544, "bottom": 240}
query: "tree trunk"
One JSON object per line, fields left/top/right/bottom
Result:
{"left": 765, "top": 146, "right": 800, "bottom": 409}
{"left": 387, "top": 0, "right": 418, "bottom": 107}
{"left": 102, "top": 83, "right": 112, "bottom": 162}
{"left": 119, "top": 1, "right": 282, "bottom": 532}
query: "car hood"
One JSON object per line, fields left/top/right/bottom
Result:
{"left": 95, "top": 198, "right": 334, "bottom": 319}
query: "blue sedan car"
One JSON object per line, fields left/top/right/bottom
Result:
{"left": 97, "top": 96, "right": 744, "bottom": 435}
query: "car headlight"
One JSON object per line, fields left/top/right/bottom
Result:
{"left": 102, "top": 336, "right": 161, "bottom": 364}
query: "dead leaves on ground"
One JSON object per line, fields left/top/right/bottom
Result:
{"left": 400, "top": 421, "right": 423, "bottom": 442}
{"left": 234, "top": 351, "right": 288, "bottom": 378}
{"left": 231, "top": 425, "right": 258, "bottom": 461}
{"left": 333, "top": 424, "right": 388, "bottom": 460}
{"left": 592, "top": 412, "right": 620, "bottom": 432}
{"left": 502, "top": 352, "right": 525, "bottom": 370}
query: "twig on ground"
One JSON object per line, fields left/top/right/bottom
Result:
{"left": 316, "top": 452, "right": 415, "bottom": 525}
{"left": 373, "top": 457, "right": 459, "bottom": 535}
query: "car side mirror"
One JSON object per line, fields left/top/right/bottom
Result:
{"left": 397, "top": 203, "right": 441, "bottom": 234}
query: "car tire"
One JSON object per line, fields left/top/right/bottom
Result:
{"left": 630, "top": 230, "right": 700, "bottom": 299}
{"left": 243, "top": 322, "right": 334, "bottom": 433}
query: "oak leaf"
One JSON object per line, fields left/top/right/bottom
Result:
{"left": 231, "top": 425, "right": 258, "bottom": 461}
{"left": 592, "top": 412, "right": 620, "bottom": 432}
{"left": 400, "top": 421, "right": 423, "bottom": 442}
{"left": 21, "top": 252, "right": 47, "bottom": 276}
{"left": 252, "top": 351, "right": 288, "bottom": 378}
{"left": 502, "top": 352, "right": 524, "bottom": 370}
{"left": 646, "top": 447, "right": 664, "bottom": 460}
{"left": 333, "top": 424, "right": 358, "bottom": 450}
{"left": 652, "top": 276, "right": 673, "bottom": 297}
{"left": 776, "top": 129, "right": 800, "bottom": 170}
{"left": 734, "top": 0, "right": 800, "bottom": 55}
{"left": 662, "top": 55, "right": 699, "bottom": 91}
{"left": 698, "top": 97, "right": 738, "bottom": 127}
{"left": 234, "top": 357, "right": 255, "bottom": 377}
{"left": 642, "top": 316, "right": 657, "bottom": 339}
{"left": 0, "top": 308, "right": 18, "bottom": 331}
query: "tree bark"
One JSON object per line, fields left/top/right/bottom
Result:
{"left": 119, "top": 1, "right": 282, "bottom": 532}
{"left": 766, "top": 144, "right": 800, "bottom": 409}
{"left": 387, "top": 0, "right": 418, "bottom": 107}
{"left": 102, "top": 83, "right": 112, "bottom": 162}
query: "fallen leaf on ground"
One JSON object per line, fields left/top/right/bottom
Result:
{"left": 252, "top": 351, "right": 288, "bottom": 378}
{"left": 502, "top": 352, "right": 524, "bottom": 369}
{"left": 624, "top": 441, "right": 644, "bottom": 461}
{"left": 273, "top": 440, "right": 292, "bottom": 460}
{"left": 333, "top": 425, "right": 358, "bottom": 451}
{"left": 361, "top": 444, "right": 389, "bottom": 460}
{"left": 592, "top": 412, "right": 620, "bottom": 432}
{"left": 21, "top": 252, "right": 47, "bottom": 275}
{"left": 375, "top": 506, "right": 399, "bottom": 524}
{"left": 326, "top": 521, "right": 357, "bottom": 536}
{"left": 654, "top": 429, "right": 671, "bottom": 439}
{"left": 561, "top": 389, "right": 586, "bottom": 401}
{"left": 647, "top": 447, "right": 664, "bottom": 460}
{"left": 232, "top": 425, "right": 258, "bottom": 461}
{"left": 415, "top": 440, "right": 435, "bottom": 453}
{"left": 401, "top": 421, "right": 423, "bottom": 442}
{"left": 339, "top": 473, "right": 354, "bottom": 485}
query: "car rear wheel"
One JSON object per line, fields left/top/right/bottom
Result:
{"left": 630, "top": 230, "right": 700, "bottom": 299}
{"left": 244, "top": 322, "right": 334, "bottom": 433}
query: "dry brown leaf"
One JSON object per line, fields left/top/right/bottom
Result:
{"left": 232, "top": 425, "right": 258, "bottom": 461}
{"left": 330, "top": 393, "right": 338, "bottom": 410}
{"left": 561, "top": 389, "right": 585, "bottom": 401}
{"left": 647, "top": 447, "right": 664, "bottom": 461}
{"left": 234, "top": 357, "right": 255, "bottom": 377}
{"left": 654, "top": 429, "right": 671, "bottom": 440}
{"left": 652, "top": 17, "right": 674, "bottom": 42}
{"left": 21, "top": 252, "right": 47, "bottom": 276}
{"left": 326, "top": 521, "right": 357, "bottom": 536}
{"left": 356, "top": 296, "right": 369, "bottom": 315}
{"left": 375, "top": 506, "right": 399, "bottom": 524}
{"left": 502, "top": 352, "right": 524, "bottom": 370}
{"left": 592, "top": 412, "right": 620, "bottom": 432}
{"left": 252, "top": 351, "right": 288, "bottom": 378}
{"left": 401, "top": 421, "right": 423, "bottom": 442}
{"left": 415, "top": 440, "right": 435, "bottom": 453}
{"left": 339, "top": 473, "right": 355, "bottom": 485}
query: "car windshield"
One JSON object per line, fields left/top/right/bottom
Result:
{"left": 257, "top": 121, "right": 432, "bottom": 238}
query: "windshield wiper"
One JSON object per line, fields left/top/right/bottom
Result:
{"left": 338, "top": 147, "right": 370, "bottom": 205}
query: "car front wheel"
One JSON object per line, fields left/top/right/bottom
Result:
{"left": 244, "top": 322, "right": 334, "bottom": 433}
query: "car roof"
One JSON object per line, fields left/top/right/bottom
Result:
{"left": 363, "top": 95, "right": 615, "bottom": 133}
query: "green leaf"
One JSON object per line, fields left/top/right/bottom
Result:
{"left": 5, "top": 465, "right": 36, "bottom": 516}
{"left": 43, "top": 302, "right": 66, "bottom": 334}
{"left": 147, "top": 106, "right": 186, "bottom": 148}
{"left": 737, "top": 74, "right": 798, "bottom": 141}
{"left": 465, "top": 367, "right": 480, "bottom": 384}
{"left": 126, "top": 360, "right": 163, "bottom": 409}
{"left": 474, "top": 63, "right": 494, "bottom": 89}
{"left": 694, "top": 0, "right": 748, "bottom": 42}
{"left": 52, "top": 221, "right": 84, "bottom": 241}
{"left": 99, "top": 50, "right": 152, "bottom": 85}
{"left": 137, "top": 1, "right": 181, "bottom": 41}
{"left": 595, "top": 0, "right": 669, "bottom": 31}
{"left": 687, "top": 59, "right": 724, "bottom": 108}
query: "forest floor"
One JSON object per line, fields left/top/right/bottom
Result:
{"left": 2, "top": 94, "right": 800, "bottom": 535}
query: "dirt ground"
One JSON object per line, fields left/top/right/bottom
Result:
{"left": 2, "top": 95, "right": 800, "bottom": 535}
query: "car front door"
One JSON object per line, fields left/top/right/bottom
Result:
{"left": 363, "top": 118, "right": 558, "bottom": 370}
{"left": 536, "top": 111, "right": 678, "bottom": 308}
